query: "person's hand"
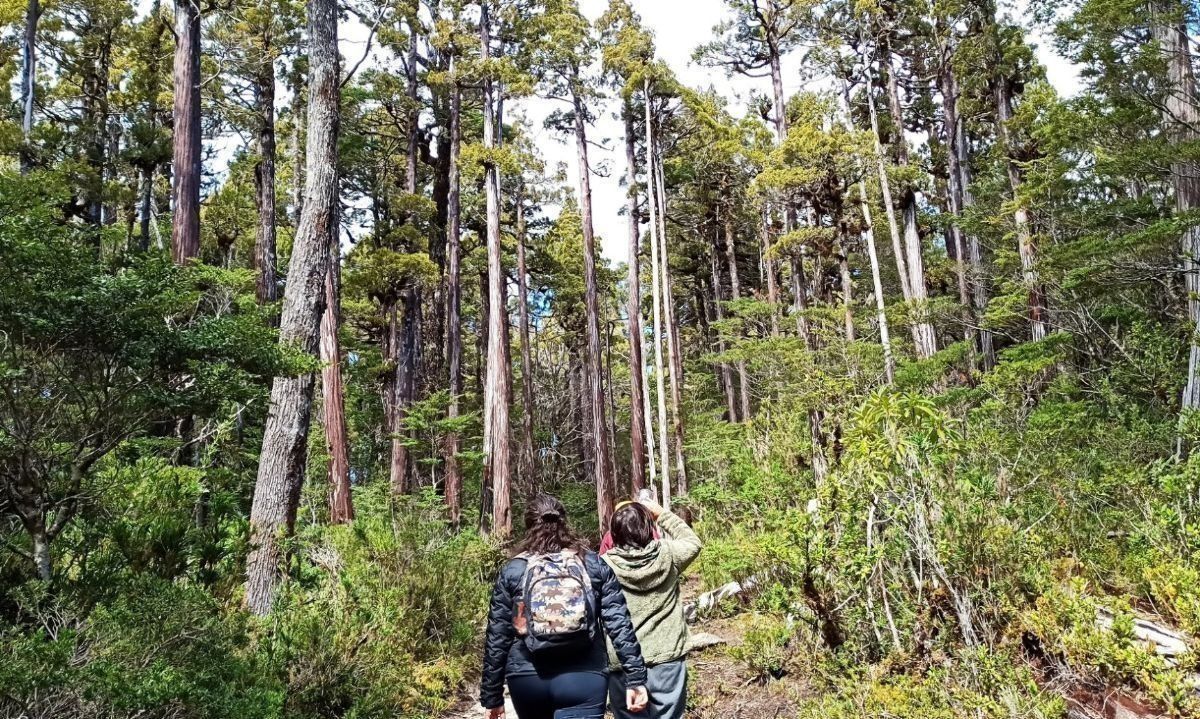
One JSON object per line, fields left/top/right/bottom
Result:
{"left": 626, "top": 685, "right": 649, "bottom": 713}
{"left": 485, "top": 706, "right": 505, "bottom": 719}
{"left": 638, "top": 496, "right": 665, "bottom": 519}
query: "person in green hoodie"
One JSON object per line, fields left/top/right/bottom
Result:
{"left": 602, "top": 497, "right": 702, "bottom": 719}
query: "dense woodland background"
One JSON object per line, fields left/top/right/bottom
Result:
{"left": 2, "top": 0, "right": 1200, "bottom": 716}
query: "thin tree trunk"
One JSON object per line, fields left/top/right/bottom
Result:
{"left": 245, "top": 0, "right": 337, "bottom": 615}
{"left": 710, "top": 244, "right": 738, "bottom": 422}
{"left": 857, "top": 177, "right": 895, "bottom": 383}
{"left": 573, "top": 87, "right": 616, "bottom": 529}
{"left": 885, "top": 55, "right": 937, "bottom": 357}
{"left": 254, "top": 20, "right": 279, "bottom": 303}
{"left": 19, "top": 0, "right": 40, "bottom": 172}
{"left": 291, "top": 85, "right": 305, "bottom": 226}
{"left": 864, "top": 62, "right": 912, "bottom": 304}
{"left": 516, "top": 190, "right": 537, "bottom": 489}
{"left": 958, "top": 116, "right": 994, "bottom": 369}
{"left": 170, "top": 0, "right": 201, "bottom": 264}
{"left": 995, "top": 73, "right": 1047, "bottom": 342}
{"left": 643, "top": 83, "right": 671, "bottom": 509}
{"left": 444, "top": 79, "right": 463, "bottom": 524}
{"left": 836, "top": 226, "right": 856, "bottom": 342}
{"left": 761, "top": 204, "right": 781, "bottom": 336}
{"left": 481, "top": 2, "right": 511, "bottom": 538}
{"left": 622, "top": 104, "right": 648, "bottom": 494}
{"left": 1153, "top": 1, "right": 1200, "bottom": 441}
{"left": 322, "top": 229, "right": 353, "bottom": 523}
{"left": 651, "top": 119, "right": 688, "bottom": 497}
{"left": 724, "top": 210, "right": 752, "bottom": 421}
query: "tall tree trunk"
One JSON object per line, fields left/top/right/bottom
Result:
{"left": 650, "top": 109, "right": 688, "bottom": 497}
{"left": 170, "top": 0, "right": 201, "bottom": 264}
{"left": 710, "top": 241, "right": 738, "bottom": 422}
{"left": 643, "top": 84, "right": 671, "bottom": 508}
{"left": 836, "top": 226, "right": 856, "bottom": 342}
{"left": 444, "top": 80, "right": 463, "bottom": 524}
{"left": 995, "top": 73, "right": 1047, "bottom": 342}
{"left": 723, "top": 210, "right": 752, "bottom": 421}
{"left": 760, "top": 204, "right": 781, "bottom": 336}
{"left": 516, "top": 190, "right": 537, "bottom": 489}
{"left": 291, "top": 82, "right": 305, "bottom": 226}
{"left": 857, "top": 177, "right": 896, "bottom": 383}
{"left": 245, "top": 0, "right": 337, "bottom": 615}
{"left": 940, "top": 62, "right": 993, "bottom": 369}
{"left": 1153, "top": 1, "right": 1200, "bottom": 440}
{"left": 622, "top": 104, "right": 648, "bottom": 494}
{"left": 480, "top": 2, "right": 511, "bottom": 538}
{"left": 390, "top": 21, "right": 423, "bottom": 496}
{"left": 139, "top": 0, "right": 165, "bottom": 254}
{"left": 958, "top": 113, "right": 994, "bottom": 369}
{"left": 322, "top": 227, "right": 353, "bottom": 523}
{"left": 573, "top": 87, "right": 616, "bottom": 529}
{"left": 884, "top": 55, "right": 937, "bottom": 357}
{"left": 254, "top": 21, "right": 279, "bottom": 304}
{"left": 864, "top": 63, "right": 913, "bottom": 305}
{"left": 19, "top": 0, "right": 40, "bottom": 172}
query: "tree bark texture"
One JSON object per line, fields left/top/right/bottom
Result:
{"left": 170, "top": 0, "right": 201, "bottom": 264}
{"left": 244, "top": 0, "right": 337, "bottom": 615}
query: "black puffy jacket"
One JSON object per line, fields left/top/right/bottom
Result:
{"left": 479, "top": 551, "right": 648, "bottom": 709}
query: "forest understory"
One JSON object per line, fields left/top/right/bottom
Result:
{"left": 4, "top": 0, "right": 1200, "bottom": 717}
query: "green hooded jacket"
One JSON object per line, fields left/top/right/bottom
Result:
{"left": 602, "top": 510, "right": 703, "bottom": 668}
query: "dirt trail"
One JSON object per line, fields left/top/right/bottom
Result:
{"left": 444, "top": 579, "right": 814, "bottom": 719}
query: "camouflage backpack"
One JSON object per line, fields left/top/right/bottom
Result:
{"left": 513, "top": 551, "right": 597, "bottom": 653}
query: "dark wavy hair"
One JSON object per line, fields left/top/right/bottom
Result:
{"left": 609, "top": 503, "right": 656, "bottom": 550}
{"left": 516, "top": 495, "right": 588, "bottom": 556}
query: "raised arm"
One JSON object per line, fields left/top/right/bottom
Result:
{"left": 479, "top": 564, "right": 516, "bottom": 710}
{"left": 657, "top": 509, "right": 703, "bottom": 573}
{"left": 594, "top": 557, "right": 649, "bottom": 688}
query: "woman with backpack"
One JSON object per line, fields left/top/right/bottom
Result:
{"left": 602, "top": 497, "right": 702, "bottom": 719}
{"left": 481, "top": 495, "right": 650, "bottom": 719}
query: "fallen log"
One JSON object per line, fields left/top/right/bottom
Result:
{"left": 683, "top": 574, "right": 762, "bottom": 624}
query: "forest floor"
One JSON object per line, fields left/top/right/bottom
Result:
{"left": 443, "top": 577, "right": 815, "bottom": 719}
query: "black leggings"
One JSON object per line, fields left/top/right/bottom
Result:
{"left": 507, "top": 671, "right": 607, "bottom": 719}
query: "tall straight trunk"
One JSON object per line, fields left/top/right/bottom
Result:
{"left": 390, "top": 293, "right": 417, "bottom": 493}
{"left": 723, "top": 211, "right": 752, "bottom": 421}
{"left": 573, "top": 87, "right": 616, "bottom": 529}
{"left": 940, "top": 64, "right": 989, "bottom": 367}
{"left": 245, "top": 0, "right": 337, "bottom": 615}
{"left": 760, "top": 204, "right": 781, "bottom": 336}
{"left": 857, "top": 178, "right": 895, "bottom": 383}
{"left": 1153, "top": 2, "right": 1200, "bottom": 436}
{"left": 622, "top": 104, "right": 648, "bottom": 494}
{"left": 170, "top": 0, "right": 201, "bottom": 264}
{"left": 643, "top": 84, "right": 671, "bottom": 509}
{"left": 444, "top": 80, "right": 463, "bottom": 524}
{"left": 836, "top": 226, "right": 855, "bottom": 342}
{"left": 321, "top": 228, "right": 353, "bottom": 523}
{"left": 864, "top": 65, "right": 912, "bottom": 304}
{"left": 885, "top": 55, "right": 937, "bottom": 357}
{"left": 19, "top": 0, "right": 40, "bottom": 172}
{"left": 390, "top": 21, "right": 423, "bottom": 495}
{"left": 291, "top": 86, "right": 305, "bottom": 226}
{"left": 516, "top": 191, "right": 537, "bottom": 487}
{"left": 480, "top": 2, "right": 511, "bottom": 538}
{"left": 139, "top": 0, "right": 165, "bottom": 253}
{"left": 958, "top": 114, "right": 994, "bottom": 369}
{"left": 791, "top": 255, "right": 813, "bottom": 344}
{"left": 254, "top": 23, "right": 279, "bottom": 304}
{"left": 641, "top": 333, "right": 659, "bottom": 491}
{"left": 710, "top": 243, "right": 738, "bottom": 422}
{"left": 995, "top": 74, "right": 1047, "bottom": 341}
{"left": 652, "top": 122, "right": 688, "bottom": 497}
